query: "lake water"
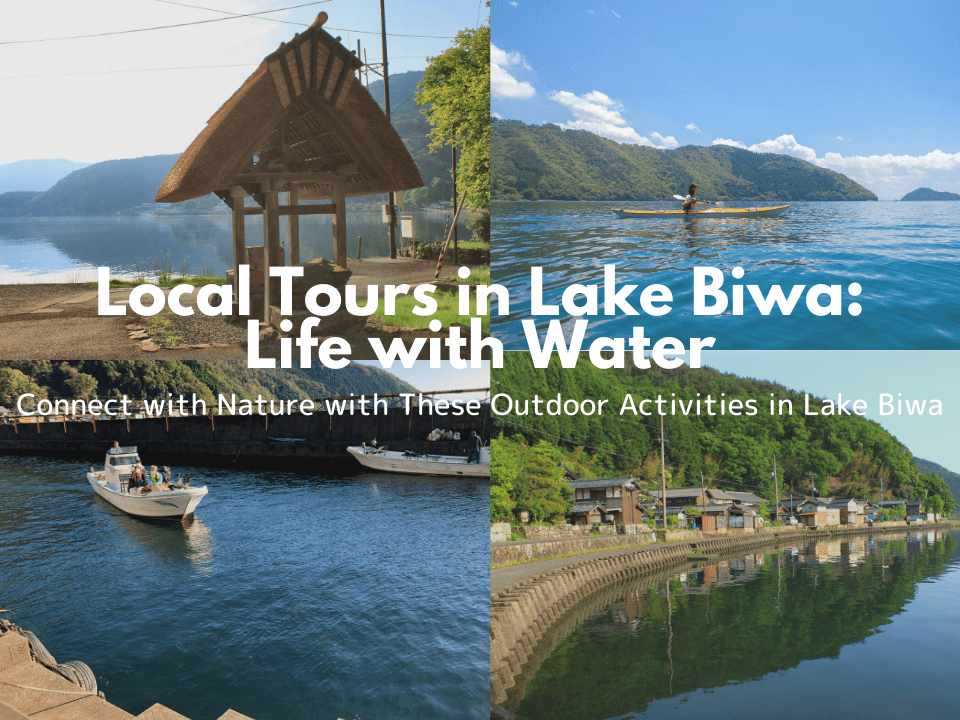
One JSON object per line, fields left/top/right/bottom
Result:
{"left": 0, "top": 454, "right": 489, "bottom": 720}
{"left": 491, "top": 201, "right": 960, "bottom": 349}
{"left": 509, "top": 530, "right": 959, "bottom": 720}
{"left": 0, "top": 210, "right": 469, "bottom": 283}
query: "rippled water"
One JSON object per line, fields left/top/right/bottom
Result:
{"left": 491, "top": 201, "right": 960, "bottom": 349}
{"left": 0, "top": 455, "right": 488, "bottom": 720}
{"left": 512, "top": 530, "right": 960, "bottom": 720}
{"left": 0, "top": 210, "right": 468, "bottom": 283}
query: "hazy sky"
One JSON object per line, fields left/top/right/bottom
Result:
{"left": 0, "top": 0, "right": 485, "bottom": 165}
{"left": 491, "top": 0, "right": 960, "bottom": 200}
{"left": 701, "top": 351, "right": 960, "bottom": 473}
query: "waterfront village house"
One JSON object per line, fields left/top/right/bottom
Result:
{"left": 829, "top": 498, "right": 865, "bottom": 525}
{"left": 776, "top": 497, "right": 806, "bottom": 523}
{"left": 798, "top": 499, "right": 840, "bottom": 527}
{"left": 877, "top": 499, "right": 908, "bottom": 518}
{"left": 647, "top": 487, "right": 765, "bottom": 530}
{"left": 567, "top": 473, "right": 644, "bottom": 526}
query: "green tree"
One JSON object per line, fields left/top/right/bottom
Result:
{"left": 416, "top": 14, "right": 490, "bottom": 235}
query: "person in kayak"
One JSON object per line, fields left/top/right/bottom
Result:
{"left": 682, "top": 184, "right": 711, "bottom": 212}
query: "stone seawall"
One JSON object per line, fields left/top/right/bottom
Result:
{"left": 489, "top": 522, "right": 949, "bottom": 705}
{"left": 492, "top": 533, "right": 656, "bottom": 567}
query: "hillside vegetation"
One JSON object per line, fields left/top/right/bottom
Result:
{"left": 492, "top": 356, "right": 954, "bottom": 521}
{"left": 492, "top": 119, "right": 877, "bottom": 202}
{"left": 0, "top": 361, "right": 416, "bottom": 409}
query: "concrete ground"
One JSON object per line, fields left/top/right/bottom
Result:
{"left": 0, "top": 258, "right": 457, "bottom": 360}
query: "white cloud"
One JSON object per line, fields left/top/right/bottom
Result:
{"left": 491, "top": 44, "right": 536, "bottom": 100}
{"left": 509, "top": 1, "right": 518, "bottom": 5}
{"left": 493, "top": 111, "right": 502, "bottom": 119}
{"left": 602, "top": 4, "right": 621, "bottom": 18}
{"left": 836, "top": 136, "right": 845, "bottom": 141}
{"left": 686, "top": 123, "right": 701, "bottom": 132}
{"left": 549, "top": 90, "right": 676, "bottom": 149}
{"left": 712, "top": 134, "right": 960, "bottom": 199}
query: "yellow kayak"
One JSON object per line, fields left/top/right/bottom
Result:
{"left": 612, "top": 205, "right": 791, "bottom": 218}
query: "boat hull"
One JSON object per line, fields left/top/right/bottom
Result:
{"left": 87, "top": 473, "right": 208, "bottom": 518}
{"left": 347, "top": 447, "right": 490, "bottom": 478}
{"left": 612, "top": 205, "right": 791, "bottom": 219}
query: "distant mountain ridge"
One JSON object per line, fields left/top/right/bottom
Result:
{"left": 0, "top": 72, "right": 449, "bottom": 217}
{"left": 0, "top": 361, "right": 417, "bottom": 408}
{"left": 493, "top": 119, "right": 878, "bottom": 202}
{"left": 901, "top": 187, "right": 960, "bottom": 201}
{"left": 0, "top": 159, "right": 91, "bottom": 193}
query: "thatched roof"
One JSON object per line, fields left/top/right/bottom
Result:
{"left": 156, "top": 13, "right": 423, "bottom": 204}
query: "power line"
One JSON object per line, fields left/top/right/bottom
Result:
{"left": 155, "top": 0, "right": 307, "bottom": 26}
{"left": 0, "top": 64, "right": 257, "bottom": 81}
{"left": 0, "top": 1, "right": 331, "bottom": 45}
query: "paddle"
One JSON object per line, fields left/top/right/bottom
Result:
{"left": 672, "top": 194, "right": 722, "bottom": 208}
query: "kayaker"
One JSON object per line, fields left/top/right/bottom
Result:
{"left": 682, "top": 184, "right": 711, "bottom": 212}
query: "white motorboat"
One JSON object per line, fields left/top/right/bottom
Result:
{"left": 347, "top": 445, "right": 490, "bottom": 478}
{"left": 86, "top": 445, "right": 208, "bottom": 519}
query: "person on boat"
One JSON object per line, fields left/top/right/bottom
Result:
{"left": 149, "top": 465, "right": 171, "bottom": 491}
{"left": 466, "top": 432, "right": 482, "bottom": 464}
{"left": 129, "top": 464, "right": 149, "bottom": 492}
{"left": 109, "top": 441, "right": 121, "bottom": 455}
{"left": 682, "top": 184, "right": 711, "bottom": 213}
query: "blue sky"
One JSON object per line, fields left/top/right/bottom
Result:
{"left": 701, "top": 351, "right": 960, "bottom": 473}
{"left": 0, "top": 0, "right": 485, "bottom": 166}
{"left": 491, "top": 0, "right": 960, "bottom": 200}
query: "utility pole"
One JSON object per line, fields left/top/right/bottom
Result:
{"left": 659, "top": 414, "right": 667, "bottom": 530}
{"left": 379, "top": 0, "right": 397, "bottom": 258}
{"left": 773, "top": 454, "right": 779, "bottom": 523}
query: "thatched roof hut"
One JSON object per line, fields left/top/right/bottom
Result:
{"left": 155, "top": 13, "right": 423, "bottom": 320}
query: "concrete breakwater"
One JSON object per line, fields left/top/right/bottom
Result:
{"left": 0, "top": 621, "right": 254, "bottom": 720}
{"left": 0, "top": 405, "right": 489, "bottom": 467}
{"left": 489, "top": 522, "right": 949, "bottom": 706}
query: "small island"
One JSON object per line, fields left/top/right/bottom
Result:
{"left": 901, "top": 187, "right": 960, "bottom": 201}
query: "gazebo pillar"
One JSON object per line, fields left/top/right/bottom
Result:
{"left": 332, "top": 184, "right": 347, "bottom": 268}
{"left": 262, "top": 180, "right": 282, "bottom": 321}
{"left": 230, "top": 185, "right": 246, "bottom": 313}
{"left": 288, "top": 186, "right": 300, "bottom": 266}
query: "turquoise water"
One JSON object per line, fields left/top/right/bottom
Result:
{"left": 512, "top": 530, "right": 959, "bottom": 720}
{"left": 0, "top": 211, "right": 468, "bottom": 283}
{"left": 0, "top": 455, "right": 489, "bottom": 720}
{"left": 491, "top": 201, "right": 960, "bottom": 349}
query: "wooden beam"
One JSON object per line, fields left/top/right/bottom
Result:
{"left": 332, "top": 184, "right": 346, "bottom": 268}
{"left": 236, "top": 170, "right": 358, "bottom": 184}
{"left": 280, "top": 203, "right": 336, "bottom": 216}
{"left": 288, "top": 186, "right": 300, "bottom": 266}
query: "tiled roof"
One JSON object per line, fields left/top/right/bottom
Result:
{"left": 649, "top": 488, "right": 706, "bottom": 499}
{"left": 568, "top": 477, "right": 633, "bottom": 490}
{"left": 571, "top": 501, "right": 601, "bottom": 514}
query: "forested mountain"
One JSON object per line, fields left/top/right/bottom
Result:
{"left": 492, "top": 119, "right": 877, "bottom": 202}
{"left": 913, "top": 457, "right": 960, "bottom": 506}
{"left": 0, "top": 159, "right": 91, "bottom": 193}
{"left": 0, "top": 361, "right": 416, "bottom": 408}
{"left": 0, "top": 72, "right": 449, "bottom": 217}
{"left": 901, "top": 187, "right": 960, "bottom": 201}
{"left": 0, "top": 155, "right": 222, "bottom": 217}
{"left": 492, "top": 356, "right": 954, "bottom": 521}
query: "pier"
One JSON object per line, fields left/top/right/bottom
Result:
{"left": 0, "top": 398, "right": 490, "bottom": 469}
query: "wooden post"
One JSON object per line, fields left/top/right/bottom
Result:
{"left": 263, "top": 181, "right": 281, "bottom": 318}
{"left": 332, "top": 184, "right": 347, "bottom": 268}
{"left": 288, "top": 186, "right": 300, "bottom": 266}
{"left": 356, "top": 235, "right": 362, "bottom": 260}
{"left": 230, "top": 186, "right": 246, "bottom": 309}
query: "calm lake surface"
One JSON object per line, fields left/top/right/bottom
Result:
{"left": 0, "top": 455, "right": 488, "bottom": 720}
{"left": 510, "top": 530, "right": 959, "bottom": 720}
{"left": 491, "top": 201, "right": 960, "bottom": 349}
{"left": 0, "top": 210, "right": 468, "bottom": 283}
